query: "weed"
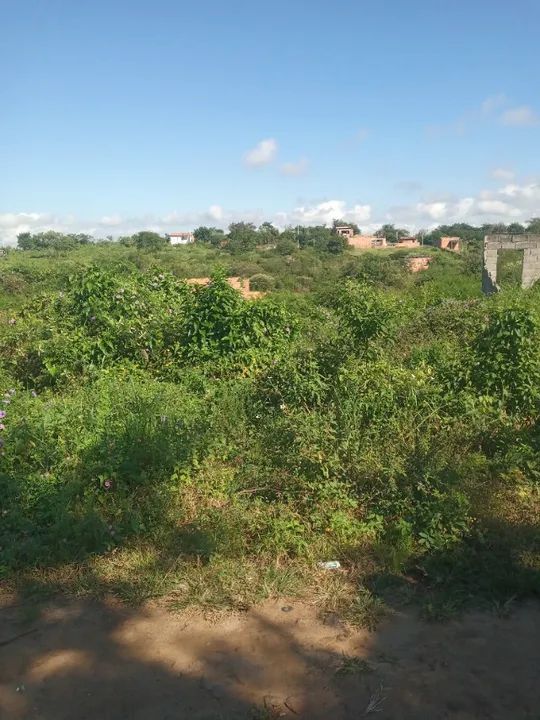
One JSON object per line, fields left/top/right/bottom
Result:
{"left": 335, "top": 654, "right": 373, "bottom": 676}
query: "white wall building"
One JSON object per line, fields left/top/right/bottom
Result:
{"left": 167, "top": 232, "right": 194, "bottom": 245}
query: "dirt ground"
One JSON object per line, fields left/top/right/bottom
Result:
{"left": 1, "top": 596, "right": 539, "bottom": 720}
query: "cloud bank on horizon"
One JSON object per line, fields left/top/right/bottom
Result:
{"left": 2, "top": 178, "right": 539, "bottom": 246}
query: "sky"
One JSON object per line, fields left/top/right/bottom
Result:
{"left": 1, "top": 0, "right": 539, "bottom": 244}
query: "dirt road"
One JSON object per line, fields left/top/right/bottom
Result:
{"left": 1, "top": 596, "right": 539, "bottom": 719}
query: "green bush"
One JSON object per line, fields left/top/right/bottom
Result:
{"left": 248, "top": 273, "right": 275, "bottom": 291}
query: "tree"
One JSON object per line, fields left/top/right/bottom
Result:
{"left": 527, "top": 217, "right": 540, "bottom": 233}
{"left": 132, "top": 231, "right": 169, "bottom": 251}
{"left": 16, "top": 231, "right": 92, "bottom": 251}
{"left": 258, "top": 222, "right": 280, "bottom": 245}
{"left": 374, "top": 224, "right": 408, "bottom": 243}
{"left": 227, "top": 222, "right": 258, "bottom": 253}
{"left": 17, "top": 232, "right": 34, "bottom": 250}
{"left": 193, "top": 226, "right": 225, "bottom": 247}
{"left": 275, "top": 236, "right": 297, "bottom": 255}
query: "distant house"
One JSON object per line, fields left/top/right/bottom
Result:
{"left": 437, "top": 236, "right": 461, "bottom": 253}
{"left": 348, "top": 234, "right": 387, "bottom": 249}
{"left": 335, "top": 226, "right": 355, "bottom": 239}
{"left": 335, "top": 227, "right": 387, "bottom": 249}
{"left": 396, "top": 237, "right": 420, "bottom": 248}
{"left": 167, "top": 232, "right": 194, "bottom": 245}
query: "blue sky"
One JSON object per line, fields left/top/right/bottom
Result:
{"left": 1, "top": 0, "right": 539, "bottom": 242}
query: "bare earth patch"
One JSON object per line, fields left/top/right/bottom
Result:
{"left": 1, "top": 596, "right": 539, "bottom": 719}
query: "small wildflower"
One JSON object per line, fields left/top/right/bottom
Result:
{"left": 280, "top": 403, "right": 286, "bottom": 410}
{"left": 8, "top": 318, "right": 16, "bottom": 325}
{"left": 31, "top": 390, "right": 37, "bottom": 398}
{"left": 0, "top": 411, "right": 5, "bottom": 419}
{"left": 104, "top": 479, "right": 112, "bottom": 490}
{"left": 0, "top": 424, "right": 5, "bottom": 431}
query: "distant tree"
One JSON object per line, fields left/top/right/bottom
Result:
{"left": 327, "top": 234, "right": 348, "bottom": 254}
{"left": 295, "top": 225, "right": 346, "bottom": 253}
{"left": 258, "top": 222, "right": 280, "bottom": 245}
{"left": 481, "top": 223, "right": 507, "bottom": 236}
{"left": 132, "top": 231, "right": 169, "bottom": 251}
{"left": 227, "top": 222, "right": 258, "bottom": 253}
{"left": 506, "top": 223, "right": 526, "bottom": 235}
{"left": 16, "top": 231, "right": 93, "bottom": 251}
{"left": 16, "top": 232, "right": 34, "bottom": 250}
{"left": 275, "top": 236, "right": 297, "bottom": 255}
{"left": 374, "top": 224, "right": 408, "bottom": 243}
{"left": 193, "top": 226, "right": 225, "bottom": 247}
{"left": 527, "top": 217, "right": 540, "bottom": 233}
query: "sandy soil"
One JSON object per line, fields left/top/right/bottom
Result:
{"left": 1, "top": 596, "right": 539, "bottom": 719}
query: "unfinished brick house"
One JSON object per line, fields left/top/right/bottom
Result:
{"left": 335, "top": 227, "right": 387, "bottom": 249}
{"left": 335, "top": 226, "right": 355, "bottom": 239}
{"left": 396, "top": 237, "right": 420, "bottom": 248}
{"left": 437, "top": 236, "right": 461, "bottom": 252}
{"left": 348, "top": 235, "right": 387, "bottom": 249}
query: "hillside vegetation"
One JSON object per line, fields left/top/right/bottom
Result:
{"left": 0, "top": 231, "right": 538, "bottom": 621}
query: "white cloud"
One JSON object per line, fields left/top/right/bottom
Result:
{"left": 2, "top": 181, "right": 539, "bottom": 246}
{"left": 0, "top": 212, "right": 43, "bottom": 229}
{"left": 500, "top": 105, "right": 539, "bottom": 127}
{"left": 100, "top": 215, "right": 123, "bottom": 226}
{"left": 481, "top": 94, "right": 508, "bottom": 115}
{"left": 243, "top": 138, "right": 278, "bottom": 167}
{"left": 288, "top": 200, "right": 371, "bottom": 226}
{"left": 416, "top": 201, "right": 448, "bottom": 220}
{"left": 491, "top": 167, "right": 515, "bottom": 181}
{"left": 208, "top": 205, "right": 224, "bottom": 221}
{"left": 476, "top": 200, "right": 521, "bottom": 216}
{"left": 280, "top": 158, "right": 309, "bottom": 176}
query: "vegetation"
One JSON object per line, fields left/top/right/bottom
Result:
{"left": 0, "top": 221, "right": 539, "bottom": 622}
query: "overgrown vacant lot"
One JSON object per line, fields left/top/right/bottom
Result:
{"left": 1, "top": 236, "right": 539, "bottom": 716}
{"left": 0, "top": 238, "right": 539, "bottom": 617}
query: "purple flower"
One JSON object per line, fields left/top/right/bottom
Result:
{"left": 0, "top": 411, "right": 5, "bottom": 419}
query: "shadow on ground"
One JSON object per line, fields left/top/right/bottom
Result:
{"left": 2, "top": 587, "right": 540, "bottom": 720}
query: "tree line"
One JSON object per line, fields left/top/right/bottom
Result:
{"left": 15, "top": 217, "right": 540, "bottom": 252}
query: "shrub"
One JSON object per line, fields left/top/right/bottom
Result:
{"left": 249, "top": 273, "right": 275, "bottom": 291}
